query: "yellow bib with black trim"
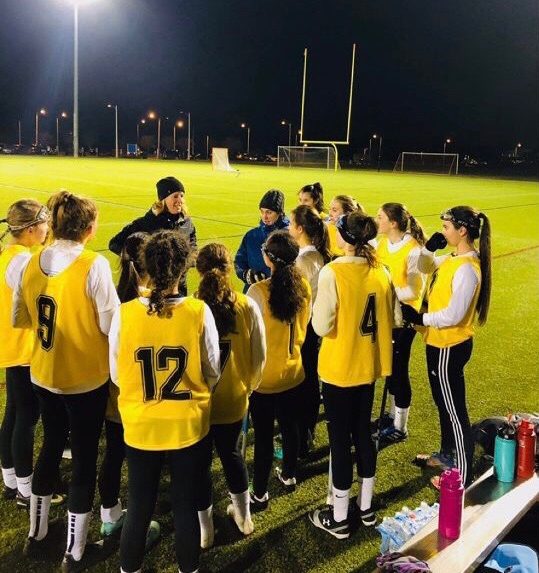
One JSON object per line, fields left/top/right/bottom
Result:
{"left": 327, "top": 222, "right": 345, "bottom": 257}
{"left": 0, "top": 245, "right": 34, "bottom": 367}
{"left": 21, "top": 249, "right": 109, "bottom": 391}
{"left": 211, "top": 293, "right": 255, "bottom": 425}
{"left": 425, "top": 255, "right": 481, "bottom": 348}
{"left": 251, "top": 278, "right": 311, "bottom": 394}
{"left": 117, "top": 297, "right": 211, "bottom": 450}
{"left": 318, "top": 261, "right": 393, "bottom": 386}
{"left": 376, "top": 236, "right": 424, "bottom": 311}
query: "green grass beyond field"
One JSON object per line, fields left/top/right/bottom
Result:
{"left": 0, "top": 156, "right": 538, "bottom": 572}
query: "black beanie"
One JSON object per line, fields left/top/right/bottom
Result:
{"left": 259, "top": 189, "right": 285, "bottom": 214}
{"left": 156, "top": 177, "right": 185, "bottom": 201}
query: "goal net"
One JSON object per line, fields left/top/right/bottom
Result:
{"left": 277, "top": 146, "right": 338, "bottom": 169}
{"left": 212, "top": 148, "right": 237, "bottom": 172}
{"left": 394, "top": 152, "right": 459, "bottom": 175}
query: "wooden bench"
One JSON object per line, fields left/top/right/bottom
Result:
{"left": 373, "top": 469, "right": 539, "bottom": 573}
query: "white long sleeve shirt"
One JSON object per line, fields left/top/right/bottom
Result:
{"left": 418, "top": 247, "right": 480, "bottom": 328}
{"left": 295, "top": 245, "right": 325, "bottom": 303}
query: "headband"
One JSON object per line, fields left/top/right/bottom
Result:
{"left": 336, "top": 214, "right": 358, "bottom": 245}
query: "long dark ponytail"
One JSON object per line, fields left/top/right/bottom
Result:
{"left": 445, "top": 205, "right": 491, "bottom": 325}
{"left": 117, "top": 232, "right": 148, "bottom": 303}
{"left": 263, "top": 230, "right": 308, "bottom": 323}
{"left": 290, "top": 205, "right": 331, "bottom": 264}
{"left": 195, "top": 243, "right": 237, "bottom": 337}
{"left": 338, "top": 212, "right": 379, "bottom": 267}
{"left": 144, "top": 231, "right": 191, "bottom": 318}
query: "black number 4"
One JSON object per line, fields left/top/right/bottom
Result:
{"left": 360, "top": 293, "right": 377, "bottom": 342}
{"left": 135, "top": 346, "right": 191, "bottom": 402}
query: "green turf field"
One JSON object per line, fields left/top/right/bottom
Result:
{"left": 0, "top": 156, "right": 538, "bottom": 572}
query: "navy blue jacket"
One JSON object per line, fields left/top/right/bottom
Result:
{"left": 234, "top": 216, "right": 289, "bottom": 292}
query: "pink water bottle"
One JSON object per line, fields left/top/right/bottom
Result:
{"left": 438, "top": 468, "right": 464, "bottom": 540}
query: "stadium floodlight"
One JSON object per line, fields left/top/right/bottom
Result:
{"left": 147, "top": 111, "right": 161, "bottom": 159}
{"left": 443, "top": 138, "right": 452, "bottom": 154}
{"left": 62, "top": 0, "right": 103, "bottom": 157}
{"left": 136, "top": 118, "right": 146, "bottom": 145}
{"left": 107, "top": 104, "right": 119, "bottom": 158}
{"left": 179, "top": 111, "right": 191, "bottom": 160}
{"left": 56, "top": 112, "right": 68, "bottom": 155}
{"left": 35, "top": 108, "right": 47, "bottom": 146}
{"left": 514, "top": 142, "right": 522, "bottom": 157}
{"left": 281, "top": 120, "right": 292, "bottom": 147}
{"left": 173, "top": 120, "right": 184, "bottom": 152}
{"left": 372, "top": 133, "right": 383, "bottom": 171}
{"left": 241, "top": 123, "right": 250, "bottom": 155}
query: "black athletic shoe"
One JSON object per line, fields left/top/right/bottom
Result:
{"left": 309, "top": 506, "right": 350, "bottom": 539}
{"left": 23, "top": 518, "right": 62, "bottom": 560}
{"left": 3, "top": 485, "right": 17, "bottom": 500}
{"left": 275, "top": 467, "right": 297, "bottom": 492}
{"left": 61, "top": 540, "right": 114, "bottom": 573}
{"left": 359, "top": 507, "right": 377, "bottom": 527}
{"left": 249, "top": 491, "right": 269, "bottom": 513}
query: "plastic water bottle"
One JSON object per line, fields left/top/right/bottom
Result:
{"left": 517, "top": 420, "right": 536, "bottom": 479}
{"left": 438, "top": 468, "right": 464, "bottom": 540}
{"left": 494, "top": 422, "right": 517, "bottom": 482}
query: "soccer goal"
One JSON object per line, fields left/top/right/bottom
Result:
{"left": 394, "top": 152, "right": 459, "bottom": 175}
{"left": 277, "top": 146, "right": 338, "bottom": 169}
{"left": 211, "top": 148, "right": 237, "bottom": 172}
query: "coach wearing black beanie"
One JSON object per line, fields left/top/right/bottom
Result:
{"left": 234, "top": 189, "right": 289, "bottom": 292}
{"left": 109, "top": 176, "right": 197, "bottom": 295}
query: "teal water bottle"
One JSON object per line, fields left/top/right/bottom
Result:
{"left": 493, "top": 423, "right": 516, "bottom": 483}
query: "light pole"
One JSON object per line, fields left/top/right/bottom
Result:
{"left": 18, "top": 120, "right": 22, "bottom": 146}
{"left": 173, "top": 120, "right": 184, "bottom": 152}
{"left": 147, "top": 111, "right": 161, "bottom": 159}
{"left": 281, "top": 120, "right": 292, "bottom": 147}
{"left": 179, "top": 111, "right": 191, "bottom": 160}
{"left": 56, "top": 112, "right": 68, "bottom": 155}
{"left": 35, "top": 108, "right": 47, "bottom": 146}
{"left": 206, "top": 135, "right": 210, "bottom": 159}
{"left": 136, "top": 119, "right": 145, "bottom": 147}
{"left": 241, "top": 123, "right": 250, "bottom": 155}
{"left": 443, "top": 138, "right": 451, "bottom": 154}
{"left": 72, "top": 2, "right": 79, "bottom": 157}
{"left": 373, "top": 133, "right": 383, "bottom": 172}
{"left": 514, "top": 142, "right": 522, "bottom": 157}
{"left": 107, "top": 104, "right": 119, "bottom": 158}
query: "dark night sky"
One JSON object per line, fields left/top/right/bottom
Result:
{"left": 0, "top": 0, "right": 537, "bottom": 158}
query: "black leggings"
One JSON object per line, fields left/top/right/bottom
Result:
{"left": 196, "top": 419, "right": 248, "bottom": 510}
{"left": 426, "top": 339, "right": 474, "bottom": 486}
{"left": 250, "top": 384, "right": 301, "bottom": 498}
{"left": 120, "top": 435, "right": 212, "bottom": 573}
{"left": 386, "top": 327, "right": 417, "bottom": 409}
{"left": 0, "top": 366, "right": 39, "bottom": 477}
{"left": 98, "top": 420, "right": 125, "bottom": 509}
{"left": 299, "top": 321, "right": 321, "bottom": 449}
{"left": 323, "top": 382, "right": 376, "bottom": 490}
{"left": 32, "top": 383, "right": 108, "bottom": 513}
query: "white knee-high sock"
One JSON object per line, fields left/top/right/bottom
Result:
{"left": 360, "top": 477, "right": 375, "bottom": 511}
{"left": 394, "top": 407, "right": 409, "bottom": 433}
{"left": 332, "top": 486, "right": 350, "bottom": 523}
{"left": 198, "top": 505, "right": 214, "bottom": 549}
{"left": 16, "top": 473, "right": 32, "bottom": 498}
{"left": 121, "top": 569, "right": 142, "bottom": 573}
{"left": 66, "top": 511, "right": 91, "bottom": 561}
{"left": 228, "top": 490, "right": 253, "bottom": 534}
{"left": 29, "top": 494, "right": 52, "bottom": 540}
{"left": 1, "top": 467, "right": 16, "bottom": 489}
